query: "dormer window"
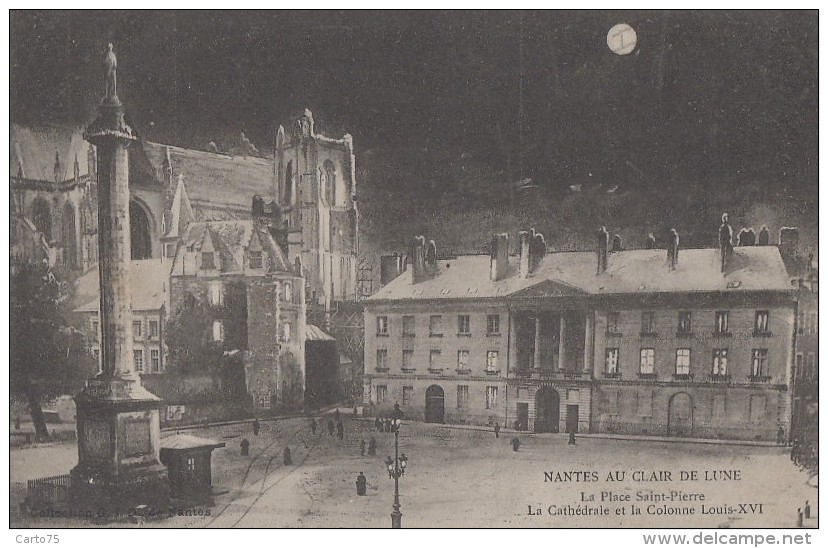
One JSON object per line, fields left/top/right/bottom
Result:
{"left": 201, "top": 251, "right": 215, "bottom": 269}
{"left": 249, "top": 250, "right": 263, "bottom": 269}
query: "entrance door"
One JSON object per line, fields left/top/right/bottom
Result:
{"left": 566, "top": 405, "right": 579, "bottom": 433}
{"left": 425, "top": 385, "right": 445, "bottom": 423}
{"left": 534, "top": 388, "right": 560, "bottom": 433}
{"left": 516, "top": 403, "right": 529, "bottom": 431}
{"left": 667, "top": 392, "right": 693, "bottom": 437}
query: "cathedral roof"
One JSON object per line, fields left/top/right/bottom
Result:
{"left": 10, "top": 123, "right": 91, "bottom": 182}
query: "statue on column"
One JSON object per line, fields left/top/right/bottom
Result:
{"left": 104, "top": 43, "right": 117, "bottom": 101}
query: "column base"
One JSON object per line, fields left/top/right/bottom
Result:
{"left": 69, "top": 463, "right": 169, "bottom": 516}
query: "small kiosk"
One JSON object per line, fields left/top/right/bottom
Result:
{"left": 160, "top": 434, "right": 225, "bottom": 504}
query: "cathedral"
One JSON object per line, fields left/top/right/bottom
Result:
{"left": 11, "top": 109, "right": 361, "bottom": 413}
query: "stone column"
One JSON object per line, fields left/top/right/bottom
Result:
{"left": 584, "top": 311, "right": 594, "bottom": 372}
{"left": 533, "top": 316, "right": 542, "bottom": 369}
{"left": 558, "top": 313, "right": 567, "bottom": 371}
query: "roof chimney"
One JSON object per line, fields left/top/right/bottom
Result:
{"left": 667, "top": 229, "right": 679, "bottom": 270}
{"left": 596, "top": 226, "right": 609, "bottom": 274}
{"left": 778, "top": 227, "right": 800, "bottom": 264}
{"left": 490, "top": 233, "right": 509, "bottom": 281}
{"left": 529, "top": 229, "right": 547, "bottom": 272}
{"left": 738, "top": 228, "right": 756, "bottom": 246}
{"left": 381, "top": 253, "right": 404, "bottom": 286}
{"left": 758, "top": 225, "right": 770, "bottom": 246}
{"left": 411, "top": 236, "right": 429, "bottom": 283}
{"left": 718, "top": 213, "right": 733, "bottom": 273}
{"left": 518, "top": 231, "right": 531, "bottom": 279}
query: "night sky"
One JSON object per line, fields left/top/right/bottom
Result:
{"left": 10, "top": 10, "right": 818, "bottom": 190}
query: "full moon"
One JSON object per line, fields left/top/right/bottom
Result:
{"left": 607, "top": 23, "right": 637, "bottom": 55}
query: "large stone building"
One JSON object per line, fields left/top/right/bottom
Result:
{"left": 365, "top": 229, "right": 797, "bottom": 442}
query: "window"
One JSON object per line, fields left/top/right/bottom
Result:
{"left": 429, "top": 315, "right": 443, "bottom": 336}
{"left": 457, "top": 315, "right": 471, "bottom": 335}
{"left": 810, "top": 312, "right": 817, "bottom": 335}
{"left": 150, "top": 349, "right": 160, "bottom": 373}
{"left": 208, "top": 281, "right": 223, "bottom": 306}
{"left": 487, "top": 314, "right": 500, "bottom": 335}
{"left": 284, "top": 282, "right": 292, "bottom": 303}
{"left": 149, "top": 320, "right": 159, "bottom": 339}
{"left": 187, "top": 457, "right": 196, "bottom": 471}
{"left": 605, "top": 348, "right": 620, "bottom": 375}
{"left": 429, "top": 350, "right": 442, "bottom": 370}
{"left": 486, "top": 386, "right": 498, "bottom": 409}
{"left": 675, "top": 349, "right": 691, "bottom": 376}
{"left": 402, "top": 350, "right": 414, "bottom": 371}
{"left": 201, "top": 251, "right": 215, "bottom": 269}
{"left": 402, "top": 315, "right": 415, "bottom": 337}
{"left": 133, "top": 350, "right": 144, "bottom": 373}
{"left": 754, "top": 311, "right": 769, "bottom": 333}
{"left": 212, "top": 320, "right": 224, "bottom": 342}
{"left": 678, "top": 311, "right": 692, "bottom": 333}
{"left": 91, "top": 320, "right": 99, "bottom": 343}
{"left": 457, "top": 350, "right": 469, "bottom": 372}
{"left": 376, "top": 349, "right": 388, "bottom": 371}
{"left": 402, "top": 386, "right": 413, "bottom": 407}
{"left": 751, "top": 349, "right": 768, "bottom": 378}
{"left": 639, "top": 348, "right": 655, "bottom": 375}
{"left": 457, "top": 385, "right": 469, "bottom": 408}
{"left": 638, "top": 390, "right": 653, "bottom": 417}
{"left": 132, "top": 320, "right": 142, "bottom": 339}
{"left": 641, "top": 311, "right": 656, "bottom": 334}
{"left": 607, "top": 311, "right": 620, "bottom": 333}
{"left": 249, "top": 250, "right": 263, "bottom": 269}
{"left": 376, "top": 385, "right": 388, "bottom": 404}
{"left": 712, "top": 349, "right": 728, "bottom": 376}
{"left": 376, "top": 316, "right": 389, "bottom": 336}
{"left": 165, "top": 243, "right": 176, "bottom": 258}
{"left": 486, "top": 351, "right": 499, "bottom": 372}
{"left": 715, "top": 311, "right": 729, "bottom": 333}
{"left": 282, "top": 322, "right": 291, "bottom": 342}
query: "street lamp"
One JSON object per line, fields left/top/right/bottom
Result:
{"left": 389, "top": 404, "right": 405, "bottom": 528}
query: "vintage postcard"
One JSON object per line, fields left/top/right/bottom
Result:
{"left": 8, "top": 10, "right": 818, "bottom": 530}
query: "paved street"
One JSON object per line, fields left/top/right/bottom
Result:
{"left": 12, "top": 415, "right": 817, "bottom": 528}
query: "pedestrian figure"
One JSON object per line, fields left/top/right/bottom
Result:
{"left": 334, "top": 409, "right": 341, "bottom": 422}
{"left": 375, "top": 417, "right": 382, "bottom": 432}
{"left": 328, "top": 419, "right": 335, "bottom": 436}
{"left": 356, "top": 472, "right": 367, "bottom": 496}
{"left": 385, "top": 418, "right": 392, "bottom": 433}
{"left": 253, "top": 418, "right": 260, "bottom": 436}
{"left": 494, "top": 422, "right": 500, "bottom": 439}
{"left": 385, "top": 456, "right": 394, "bottom": 478}
{"left": 240, "top": 438, "right": 250, "bottom": 456}
{"left": 360, "top": 439, "right": 366, "bottom": 456}
{"left": 284, "top": 446, "right": 292, "bottom": 465}
{"left": 511, "top": 437, "right": 521, "bottom": 452}
{"left": 777, "top": 427, "right": 785, "bottom": 446}
{"left": 337, "top": 420, "right": 344, "bottom": 440}
{"left": 368, "top": 436, "right": 377, "bottom": 456}
{"left": 353, "top": 406, "right": 358, "bottom": 416}
{"left": 804, "top": 501, "right": 811, "bottom": 519}
{"left": 568, "top": 431, "right": 576, "bottom": 445}
{"left": 513, "top": 419, "right": 521, "bottom": 431}
{"left": 310, "top": 418, "right": 317, "bottom": 435}
{"left": 797, "top": 508, "right": 803, "bottom": 528}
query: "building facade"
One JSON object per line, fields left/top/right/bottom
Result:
{"left": 365, "top": 230, "right": 797, "bottom": 442}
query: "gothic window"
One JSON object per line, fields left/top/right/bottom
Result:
{"left": 31, "top": 198, "right": 52, "bottom": 240}
{"left": 284, "top": 161, "right": 294, "bottom": 204}
{"left": 323, "top": 160, "right": 336, "bottom": 206}
{"left": 130, "top": 201, "right": 152, "bottom": 260}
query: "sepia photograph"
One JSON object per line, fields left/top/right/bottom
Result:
{"left": 7, "top": 9, "right": 819, "bottom": 531}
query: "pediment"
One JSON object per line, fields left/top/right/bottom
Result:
{"left": 510, "top": 279, "right": 587, "bottom": 299}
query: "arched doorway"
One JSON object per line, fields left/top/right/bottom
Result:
{"left": 30, "top": 198, "right": 52, "bottom": 241}
{"left": 61, "top": 202, "right": 78, "bottom": 268}
{"left": 668, "top": 392, "right": 693, "bottom": 437}
{"left": 534, "top": 387, "right": 560, "bottom": 433}
{"left": 130, "top": 200, "right": 152, "bottom": 259}
{"left": 425, "top": 385, "right": 445, "bottom": 423}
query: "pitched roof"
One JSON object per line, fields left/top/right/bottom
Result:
{"left": 74, "top": 259, "right": 169, "bottom": 313}
{"left": 306, "top": 324, "right": 336, "bottom": 341}
{"left": 170, "top": 220, "right": 292, "bottom": 275}
{"left": 160, "top": 434, "right": 225, "bottom": 451}
{"left": 369, "top": 246, "right": 794, "bottom": 302}
{"left": 164, "top": 175, "right": 195, "bottom": 239}
{"left": 139, "top": 141, "right": 272, "bottom": 219}
{"left": 10, "top": 123, "right": 91, "bottom": 182}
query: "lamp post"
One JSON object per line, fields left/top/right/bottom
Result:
{"left": 389, "top": 404, "right": 405, "bottom": 528}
